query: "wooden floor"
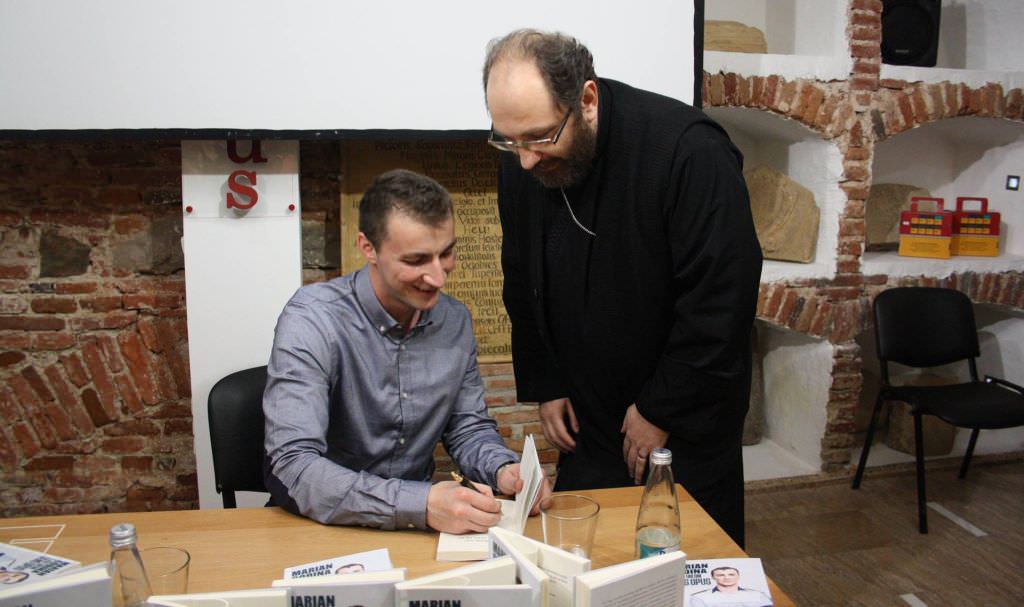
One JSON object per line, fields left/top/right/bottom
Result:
{"left": 744, "top": 459, "right": 1024, "bottom": 606}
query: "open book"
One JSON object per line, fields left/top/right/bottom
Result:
{"left": 394, "top": 555, "right": 533, "bottom": 607}
{"left": 272, "top": 568, "right": 405, "bottom": 607}
{"left": 0, "top": 562, "right": 110, "bottom": 607}
{"left": 684, "top": 558, "right": 772, "bottom": 607}
{"left": 574, "top": 551, "right": 685, "bottom": 607}
{"left": 436, "top": 434, "right": 544, "bottom": 561}
{"left": 488, "top": 526, "right": 591, "bottom": 607}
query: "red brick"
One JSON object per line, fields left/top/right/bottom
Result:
{"left": 0, "top": 316, "right": 65, "bottom": 331}
{"left": 31, "top": 332, "right": 76, "bottom": 351}
{"left": 163, "top": 418, "right": 194, "bottom": 435}
{"left": 0, "top": 385, "right": 19, "bottom": 426}
{"left": 55, "top": 282, "right": 99, "bottom": 295}
{"left": 41, "top": 401, "right": 76, "bottom": 441}
{"left": 81, "top": 388, "right": 117, "bottom": 427}
{"left": 104, "top": 418, "right": 160, "bottom": 437}
{"left": 44, "top": 364, "right": 94, "bottom": 435}
{"left": 24, "top": 456, "right": 75, "bottom": 471}
{"left": 115, "top": 374, "right": 143, "bottom": 414}
{"left": 0, "top": 351, "right": 26, "bottom": 367}
{"left": 122, "top": 456, "right": 153, "bottom": 472}
{"left": 0, "top": 265, "right": 33, "bottom": 279}
{"left": 123, "top": 294, "right": 183, "bottom": 311}
{"left": 69, "top": 311, "right": 137, "bottom": 331}
{"left": 28, "top": 209, "right": 109, "bottom": 228}
{"left": 9, "top": 376, "right": 58, "bottom": 449}
{"left": 81, "top": 340, "right": 121, "bottom": 410}
{"left": 79, "top": 295, "right": 123, "bottom": 312}
{"left": 97, "top": 334, "right": 125, "bottom": 374}
{"left": 11, "top": 422, "right": 41, "bottom": 459}
{"left": 60, "top": 352, "right": 91, "bottom": 387}
{"left": 118, "top": 330, "right": 159, "bottom": 405}
{"left": 19, "top": 366, "right": 55, "bottom": 404}
{"left": 30, "top": 297, "right": 77, "bottom": 314}
{"left": 101, "top": 436, "right": 145, "bottom": 454}
{"left": 126, "top": 484, "right": 167, "bottom": 512}
{"left": 0, "top": 427, "right": 18, "bottom": 471}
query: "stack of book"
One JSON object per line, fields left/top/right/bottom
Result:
{"left": 0, "top": 542, "right": 110, "bottom": 607}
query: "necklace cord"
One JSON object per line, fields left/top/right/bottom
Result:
{"left": 560, "top": 188, "right": 597, "bottom": 237}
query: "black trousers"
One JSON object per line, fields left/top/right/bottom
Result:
{"left": 552, "top": 430, "right": 745, "bottom": 548}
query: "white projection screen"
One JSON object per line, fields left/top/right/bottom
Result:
{"left": 0, "top": 0, "right": 702, "bottom": 136}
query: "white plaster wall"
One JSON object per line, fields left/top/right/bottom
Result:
{"left": 759, "top": 327, "right": 831, "bottom": 469}
{"left": 706, "top": 107, "right": 842, "bottom": 281}
{"left": 938, "top": 0, "right": 1024, "bottom": 71}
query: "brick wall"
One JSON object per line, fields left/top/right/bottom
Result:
{"left": 0, "top": 139, "right": 549, "bottom": 517}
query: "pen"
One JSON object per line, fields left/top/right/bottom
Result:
{"left": 451, "top": 471, "right": 483, "bottom": 494}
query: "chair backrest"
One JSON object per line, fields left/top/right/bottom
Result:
{"left": 208, "top": 365, "right": 268, "bottom": 507}
{"left": 873, "top": 287, "right": 980, "bottom": 371}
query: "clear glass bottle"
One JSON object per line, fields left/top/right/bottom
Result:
{"left": 108, "top": 523, "right": 152, "bottom": 607}
{"left": 634, "top": 447, "right": 681, "bottom": 558}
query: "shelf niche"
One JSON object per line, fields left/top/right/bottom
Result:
{"left": 703, "top": 0, "right": 850, "bottom": 81}
{"left": 880, "top": 0, "right": 1024, "bottom": 89}
{"left": 864, "top": 115, "right": 1024, "bottom": 278}
{"left": 706, "top": 107, "right": 843, "bottom": 281}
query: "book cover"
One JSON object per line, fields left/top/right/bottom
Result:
{"left": 147, "top": 587, "right": 288, "bottom": 607}
{"left": 574, "top": 551, "right": 685, "bottom": 607}
{"left": 272, "top": 568, "right": 405, "bottom": 607}
{"left": 684, "top": 558, "right": 773, "bottom": 607}
{"left": 282, "top": 548, "right": 393, "bottom": 578}
{"left": 395, "top": 556, "right": 533, "bottom": 607}
{"left": 0, "top": 541, "right": 80, "bottom": 586}
{"left": 0, "top": 562, "right": 110, "bottom": 607}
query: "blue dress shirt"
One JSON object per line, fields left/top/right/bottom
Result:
{"left": 263, "top": 266, "right": 518, "bottom": 530}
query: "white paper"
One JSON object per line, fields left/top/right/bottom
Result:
{"left": 283, "top": 548, "right": 392, "bottom": 578}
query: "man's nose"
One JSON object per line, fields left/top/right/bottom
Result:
{"left": 422, "top": 259, "right": 446, "bottom": 289}
{"left": 517, "top": 148, "right": 543, "bottom": 171}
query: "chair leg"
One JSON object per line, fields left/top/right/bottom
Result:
{"left": 959, "top": 428, "right": 981, "bottom": 479}
{"left": 914, "top": 413, "right": 928, "bottom": 534}
{"left": 852, "top": 394, "right": 886, "bottom": 489}
{"left": 222, "top": 490, "right": 237, "bottom": 509}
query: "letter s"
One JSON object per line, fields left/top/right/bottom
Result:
{"left": 226, "top": 170, "right": 258, "bottom": 209}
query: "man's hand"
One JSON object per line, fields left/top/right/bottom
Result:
{"left": 496, "top": 463, "right": 554, "bottom": 516}
{"left": 539, "top": 398, "right": 578, "bottom": 453}
{"left": 426, "top": 480, "right": 502, "bottom": 534}
{"left": 621, "top": 404, "right": 669, "bottom": 484}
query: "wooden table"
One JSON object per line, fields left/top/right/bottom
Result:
{"left": 0, "top": 486, "right": 794, "bottom": 605}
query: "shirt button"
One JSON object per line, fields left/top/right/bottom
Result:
{"left": 401, "top": 392, "right": 408, "bottom": 399}
{"left": 407, "top": 523, "right": 415, "bottom": 529}
{"left": 399, "top": 437, "right": 406, "bottom": 444}
{"left": 379, "top": 325, "right": 386, "bottom": 333}
{"left": 400, "top": 344, "right": 406, "bottom": 351}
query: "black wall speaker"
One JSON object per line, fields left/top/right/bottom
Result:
{"left": 881, "top": 0, "right": 942, "bottom": 67}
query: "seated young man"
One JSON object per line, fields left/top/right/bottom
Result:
{"left": 263, "top": 169, "right": 548, "bottom": 533}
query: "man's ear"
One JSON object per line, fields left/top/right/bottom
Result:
{"left": 356, "top": 232, "right": 377, "bottom": 265}
{"left": 580, "top": 79, "right": 599, "bottom": 125}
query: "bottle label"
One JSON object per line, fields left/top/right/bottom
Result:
{"left": 637, "top": 540, "right": 681, "bottom": 558}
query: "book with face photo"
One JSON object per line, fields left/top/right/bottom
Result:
{"left": 684, "top": 558, "right": 773, "bottom": 607}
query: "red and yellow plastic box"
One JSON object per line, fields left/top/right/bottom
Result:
{"left": 951, "top": 196, "right": 1000, "bottom": 257}
{"left": 898, "top": 196, "right": 954, "bottom": 259}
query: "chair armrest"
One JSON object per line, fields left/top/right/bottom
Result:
{"left": 985, "top": 375, "right": 1024, "bottom": 394}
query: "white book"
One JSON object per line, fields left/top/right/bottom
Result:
{"left": 488, "top": 526, "right": 592, "bottom": 607}
{"left": 436, "top": 435, "right": 544, "bottom": 562}
{"left": 271, "top": 568, "right": 405, "bottom": 607}
{"left": 573, "top": 551, "right": 685, "bottom": 607}
{"left": 0, "top": 562, "right": 110, "bottom": 607}
{"left": 394, "top": 556, "right": 533, "bottom": 607}
{"left": 0, "top": 541, "right": 80, "bottom": 586}
{"left": 683, "top": 558, "right": 773, "bottom": 607}
{"left": 282, "top": 548, "right": 393, "bottom": 578}
{"left": 147, "top": 588, "right": 288, "bottom": 607}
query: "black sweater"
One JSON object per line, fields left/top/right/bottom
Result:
{"left": 497, "top": 79, "right": 762, "bottom": 469}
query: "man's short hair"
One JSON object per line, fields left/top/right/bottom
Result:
{"left": 710, "top": 566, "right": 740, "bottom": 576}
{"left": 358, "top": 169, "right": 453, "bottom": 248}
{"left": 483, "top": 29, "right": 597, "bottom": 112}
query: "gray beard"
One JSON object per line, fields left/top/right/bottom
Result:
{"left": 530, "top": 117, "right": 597, "bottom": 189}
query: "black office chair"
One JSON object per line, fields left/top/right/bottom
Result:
{"left": 208, "top": 365, "right": 269, "bottom": 508}
{"left": 852, "top": 287, "right": 1024, "bottom": 533}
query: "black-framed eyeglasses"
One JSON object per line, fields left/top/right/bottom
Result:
{"left": 488, "top": 108, "right": 572, "bottom": 153}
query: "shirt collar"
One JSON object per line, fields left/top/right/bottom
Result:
{"left": 353, "top": 265, "right": 435, "bottom": 338}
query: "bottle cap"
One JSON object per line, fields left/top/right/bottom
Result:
{"left": 650, "top": 447, "right": 672, "bottom": 465}
{"left": 109, "top": 523, "right": 137, "bottom": 548}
